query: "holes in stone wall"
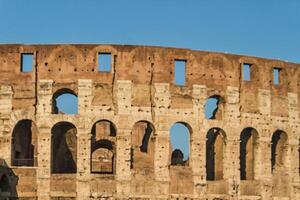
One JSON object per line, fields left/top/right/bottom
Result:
{"left": 204, "top": 95, "right": 222, "bottom": 120}
{"left": 174, "top": 60, "right": 186, "bottom": 86}
{"left": 11, "top": 119, "right": 37, "bottom": 167}
{"left": 271, "top": 130, "right": 288, "bottom": 173}
{"left": 242, "top": 63, "right": 251, "bottom": 81}
{"left": 273, "top": 68, "right": 281, "bottom": 85}
{"left": 91, "top": 120, "right": 116, "bottom": 174}
{"left": 206, "top": 128, "right": 226, "bottom": 180}
{"left": 98, "top": 53, "right": 111, "bottom": 72}
{"left": 240, "top": 128, "right": 258, "bottom": 180}
{"left": 21, "top": 53, "right": 33, "bottom": 72}
{"left": 170, "top": 122, "right": 190, "bottom": 166}
{"left": 52, "top": 89, "right": 78, "bottom": 114}
{"left": 51, "top": 122, "right": 77, "bottom": 174}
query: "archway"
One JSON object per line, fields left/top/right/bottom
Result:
{"left": 52, "top": 88, "right": 78, "bottom": 114}
{"left": 51, "top": 121, "right": 77, "bottom": 173}
{"left": 91, "top": 120, "right": 116, "bottom": 174}
{"left": 170, "top": 122, "right": 191, "bottom": 166}
{"left": 204, "top": 95, "right": 223, "bottom": 120}
{"left": 11, "top": 119, "right": 37, "bottom": 166}
{"left": 206, "top": 127, "right": 226, "bottom": 180}
{"left": 131, "top": 121, "right": 155, "bottom": 169}
{"left": 271, "top": 130, "right": 288, "bottom": 173}
{"left": 240, "top": 127, "right": 258, "bottom": 180}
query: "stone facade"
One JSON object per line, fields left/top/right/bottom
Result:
{"left": 0, "top": 44, "right": 299, "bottom": 200}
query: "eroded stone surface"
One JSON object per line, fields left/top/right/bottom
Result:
{"left": 0, "top": 44, "right": 299, "bottom": 200}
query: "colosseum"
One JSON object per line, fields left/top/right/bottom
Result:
{"left": 0, "top": 44, "right": 299, "bottom": 200}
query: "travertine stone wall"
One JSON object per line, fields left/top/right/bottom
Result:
{"left": 0, "top": 44, "right": 299, "bottom": 200}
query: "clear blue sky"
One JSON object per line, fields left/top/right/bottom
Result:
{"left": 1, "top": 0, "right": 299, "bottom": 159}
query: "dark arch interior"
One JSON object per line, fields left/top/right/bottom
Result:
{"left": 206, "top": 128, "right": 225, "bottom": 180}
{"left": 240, "top": 128, "right": 257, "bottom": 180}
{"left": 271, "top": 130, "right": 287, "bottom": 173}
{"left": 91, "top": 120, "right": 116, "bottom": 174}
{"left": 11, "top": 119, "right": 37, "bottom": 166}
{"left": 51, "top": 122, "right": 77, "bottom": 173}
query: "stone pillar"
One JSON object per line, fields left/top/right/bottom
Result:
{"left": 76, "top": 127, "right": 91, "bottom": 200}
{"left": 0, "top": 85, "right": 13, "bottom": 164}
{"left": 287, "top": 92, "right": 300, "bottom": 199}
{"left": 224, "top": 135, "right": 240, "bottom": 198}
{"left": 225, "top": 86, "right": 240, "bottom": 198}
{"left": 259, "top": 137, "right": 272, "bottom": 200}
{"left": 115, "top": 80, "right": 132, "bottom": 198}
{"left": 36, "top": 80, "right": 53, "bottom": 115}
{"left": 153, "top": 83, "right": 170, "bottom": 198}
{"left": 36, "top": 80, "right": 53, "bottom": 200}
{"left": 192, "top": 85, "right": 206, "bottom": 197}
{"left": 78, "top": 79, "right": 93, "bottom": 115}
{"left": 36, "top": 126, "right": 51, "bottom": 200}
{"left": 258, "top": 89, "right": 272, "bottom": 200}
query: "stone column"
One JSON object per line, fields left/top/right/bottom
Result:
{"left": 36, "top": 126, "right": 51, "bottom": 200}
{"left": 224, "top": 135, "right": 240, "bottom": 198}
{"left": 78, "top": 79, "right": 93, "bottom": 115}
{"left": 225, "top": 86, "right": 241, "bottom": 198}
{"left": 191, "top": 85, "right": 207, "bottom": 197}
{"left": 0, "top": 85, "right": 13, "bottom": 163}
{"left": 36, "top": 80, "right": 53, "bottom": 200}
{"left": 76, "top": 128, "right": 91, "bottom": 200}
{"left": 259, "top": 137, "right": 272, "bottom": 200}
{"left": 287, "top": 92, "right": 300, "bottom": 198}
{"left": 153, "top": 83, "right": 170, "bottom": 198}
{"left": 115, "top": 80, "right": 132, "bottom": 198}
{"left": 36, "top": 80, "right": 53, "bottom": 115}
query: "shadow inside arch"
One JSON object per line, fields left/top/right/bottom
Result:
{"left": 0, "top": 159, "right": 18, "bottom": 199}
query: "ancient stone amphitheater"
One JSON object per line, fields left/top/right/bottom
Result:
{"left": 0, "top": 44, "right": 299, "bottom": 200}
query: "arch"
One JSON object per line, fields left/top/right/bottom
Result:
{"left": 91, "top": 120, "right": 116, "bottom": 174}
{"left": 204, "top": 95, "right": 223, "bottom": 120}
{"left": 132, "top": 121, "right": 155, "bottom": 153}
{"left": 170, "top": 122, "right": 191, "bottom": 166}
{"left": 271, "top": 130, "right": 288, "bottom": 173}
{"left": 11, "top": 119, "right": 37, "bottom": 166}
{"left": 131, "top": 120, "right": 155, "bottom": 169}
{"left": 52, "top": 88, "right": 78, "bottom": 114}
{"left": 206, "top": 127, "right": 226, "bottom": 180}
{"left": 51, "top": 121, "right": 77, "bottom": 173}
{"left": 240, "top": 127, "right": 259, "bottom": 180}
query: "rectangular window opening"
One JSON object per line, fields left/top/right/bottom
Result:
{"left": 21, "top": 53, "right": 33, "bottom": 72}
{"left": 174, "top": 60, "right": 186, "bottom": 86}
{"left": 98, "top": 53, "right": 111, "bottom": 72}
{"left": 242, "top": 63, "right": 251, "bottom": 81}
{"left": 273, "top": 68, "right": 281, "bottom": 85}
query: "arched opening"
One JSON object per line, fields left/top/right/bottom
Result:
{"left": 240, "top": 127, "right": 258, "bottom": 180}
{"left": 206, "top": 127, "right": 226, "bottom": 180}
{"left": 91, "top": 120, "right": 116, "bottom": 174}
{"left": 51, "top": 122, "right": 77, "bottom": 173}
{"left": 204, "top": 95, "right": 223, "bottom": 120}
{"left": 271, "top": 130, "right": 288, "bottom": 173}
{"left": 170, "top": 122, "right": 191, "bottom": 166}
{"left": 52, "top": 88, "right": 78, "bottom": 114}
{"left": 0, "top": 174, "right": 10, "bottom": 193}
{"left": 11, "top": 119, "right": 37, "bottom": 166}
{"left": 131, "top": 121, "right": 155, "bottom": 169}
